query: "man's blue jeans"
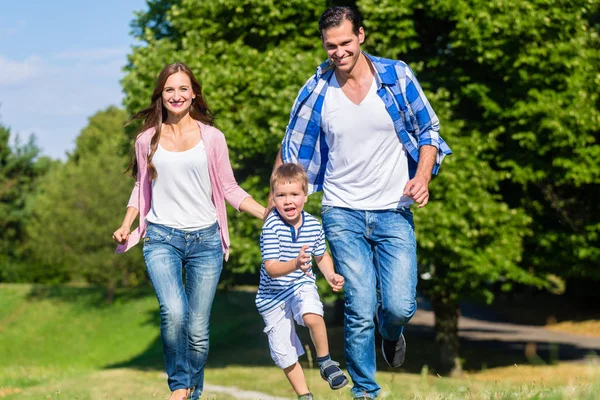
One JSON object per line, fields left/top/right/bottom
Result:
{"left": 143, "top": 222, "right": 223, "bottom": 400}
{"left": 321, "top": 206, "right": 418, "bottom": 398}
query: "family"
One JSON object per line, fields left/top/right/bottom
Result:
{"left": 112, "top": 6, "right": 451, "bottom": 400}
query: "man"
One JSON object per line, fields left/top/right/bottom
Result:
{"left": 272, "top": 6, "right": 451, "bottom": 399}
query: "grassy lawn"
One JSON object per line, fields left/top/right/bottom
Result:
{"left": 1, "top": 283, "right": 599, "bottom": 399}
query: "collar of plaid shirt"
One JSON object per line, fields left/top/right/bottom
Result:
{"left": 281, "top": 52, "right": 452, "bottom": 195}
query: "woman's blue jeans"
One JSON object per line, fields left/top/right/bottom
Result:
{"left": 321, "top": 206, "right": 418, "bottom": 399}
{"left": 143, "top": 222, "right": 223, "bottom": 399}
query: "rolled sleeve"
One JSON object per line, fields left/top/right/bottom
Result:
{"left": 406, "top": 67, "right": 452, "bottom": 173}
{"left": 126, "top": 182, "right": 140, "bottom": 210}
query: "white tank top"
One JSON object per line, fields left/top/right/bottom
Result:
{"left": 320, "top": 73, "right": 412, "bottom": 209}
{"left": 146, "top": 140, "right": 217, "bottom": 231}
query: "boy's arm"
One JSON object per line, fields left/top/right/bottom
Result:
{"left": 264, "top": 245, "right": 311, "bottom": 278}
{"left": 314, "top": 252, "right": 344, "bottom": 292}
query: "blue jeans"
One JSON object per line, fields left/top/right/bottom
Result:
{"left": 321, "top": 206, "right": 418, "bottom": 398}
{"left": 143, "top": 222, "right": 223, "bottom": 399}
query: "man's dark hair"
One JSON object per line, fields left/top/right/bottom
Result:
{"left": 318, "top": 6, "right": 363, "bottom": 36}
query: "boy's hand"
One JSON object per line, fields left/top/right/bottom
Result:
{"left": 296, "top": 245, "right": 312, "bottom": 276}
{"left": 326, "top": 273, "right": 344, "bottom": 292}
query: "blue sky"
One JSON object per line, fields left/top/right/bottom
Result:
{"left": 0, "top": 0, "right": 148, "bottom": 159}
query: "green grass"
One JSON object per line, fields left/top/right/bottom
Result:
{"left": 1, "top": 283, "right": 599, "bottom": 399}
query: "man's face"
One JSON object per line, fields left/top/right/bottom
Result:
{"left": 321, "top": 19, "right": 365, "bottom": 74}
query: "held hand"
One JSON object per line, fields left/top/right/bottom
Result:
{"left": 403, "top": 176, "right": 430, "bottom": 208}
{"left": 296, "top": 245, "right": 312, "bottom": 276}
{"left": 326, "top": 273, "right": 345, "bottom": 292}
{"left": 112, "top": 226, "right": 131, "bottom": 245}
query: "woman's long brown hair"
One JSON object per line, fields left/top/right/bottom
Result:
{"left": 126, "top": 62, "right": 215, "bottom": 180}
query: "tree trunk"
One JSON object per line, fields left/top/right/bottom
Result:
{"left": 105, "top": 285, "right": 115, "bottom": 304}
{"left": 431, "top": 295, "right": 462, "bottom": 376}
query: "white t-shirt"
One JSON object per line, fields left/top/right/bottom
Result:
{"left": 320, "top": 73, "right": 413, "bottom": 209}
{"left": 146, "top": 140, "right": 217, "bottom": 231}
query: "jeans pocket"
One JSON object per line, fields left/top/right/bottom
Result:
{"left": 394, "top": 207, "right": 414, "bottom": 228}
{"left": 321, "top": 205, "right": 335, "bottom": 215}
{"left": 200, "top": 229, "right": 222, "bottom": 249}
{"left": 143, "top": 227, "right": 170, "bottom": 245}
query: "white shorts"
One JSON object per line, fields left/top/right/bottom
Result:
{"left": 260, "top": 284, "right": 324, "bottom": 369}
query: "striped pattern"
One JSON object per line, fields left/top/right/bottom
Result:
{"left": 255, "top": 210, "right": 326, "bottom": 314}
{"left": 281, "top": 52, "right": 452, "bottom": 194}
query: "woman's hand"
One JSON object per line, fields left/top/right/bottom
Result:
{"left": 112, "top": 226, "right": 131, "bottom": 245}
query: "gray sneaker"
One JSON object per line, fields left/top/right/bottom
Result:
{"left": 381, "top": 333, "right": 406, "bottom": 367}
{"left": 298, "top": 394, "right": 314, "bottom": 400}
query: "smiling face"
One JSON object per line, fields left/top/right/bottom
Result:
{"left": 322, "top": 18, "right": 365, "bottom": 75}
{"left": 161, "top": 71, "right": 195, "bottom": 116}
{"left": 273, "top": 180, "right": 308, "bottom": 227}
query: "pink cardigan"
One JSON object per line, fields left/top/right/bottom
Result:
{"left": 116, "top": 120, "right": 250, "bottom": 260}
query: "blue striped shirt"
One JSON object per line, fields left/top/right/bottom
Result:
{"left": 281, "top": 52, "right": 452, "bottom": 194}
{"left": 255, "top": 210, "right": 326, "bottom": 314}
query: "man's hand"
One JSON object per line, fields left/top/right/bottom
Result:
{"left": 296, "top": 245, "right": 312, "bottom": 276}
{"left": 326, "top": 272, "right": 345, "bottom": 292}
{"left": 403, "top": 176, "right": 430, "bottom": 208}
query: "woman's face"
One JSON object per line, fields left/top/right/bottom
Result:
{"left": 162, "top": 71, "right": 195, "bottom": 116}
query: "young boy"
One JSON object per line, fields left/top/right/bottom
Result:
{"left": 256, "top": 163, "right": 349, "bottom": 400}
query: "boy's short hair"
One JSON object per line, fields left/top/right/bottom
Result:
{"left": 271, "top": 163, "right": 308, "bottom": 195}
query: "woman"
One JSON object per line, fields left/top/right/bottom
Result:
{"left": 112, "top": 62, "right": 265, "bottom": 400}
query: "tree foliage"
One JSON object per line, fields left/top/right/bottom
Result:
{"left": 361, "top": 0, "right": 600, "bottom": 279}
{"left": 26, "top": 107, "right": 145, "bottom": 301}
{"left": 124, "top": 0, "right": 599, "bottom": 371}
{"left": 123, "top": 0, "right": 330, "bottom": 281}
{"left": 0, "top": 123, "right": 54, "bottom": 282}
{"left": 358, "top": 0, "right": 599, "bottom": 372}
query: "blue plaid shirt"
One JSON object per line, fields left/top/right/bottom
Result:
{"left": 282, "top": 53, "right": 452, "bottom": 194}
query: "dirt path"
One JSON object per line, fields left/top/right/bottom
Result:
{"left": 204, "top": 384, "right": 290, "bottom": 400}
{"left": 201, "top": 303, "right": 600, "bottom": 399}
{"left": 408, "top": 305, "right": 600, "bottom": 361}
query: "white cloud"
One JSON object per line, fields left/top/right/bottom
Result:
{"left": 0, "top": 56, "right": 46, "bottom": 86}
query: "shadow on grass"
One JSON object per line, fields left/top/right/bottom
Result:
{"left": 100, "top": 289, "right": 599, "bottom": 376}
{"left": 25, "top": 284, "right": 155, "bottom": 309}
{"left": 21, "top": 285, "right": 600, "bottom": 375}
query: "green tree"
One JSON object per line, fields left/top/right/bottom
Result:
{"left": 27, "top": 107, "right": 145, "bottom": 302}
{"left": 0, "top": 122, "right": 55, "bottom": 282}
{"left": 123, "top": 0, "right": 329, "bottom": 283}
{"left": 359, "top": 0, "right": 599, "bottom": 373}
{"left": 125, "top": 0, "right": 599, "bottom": 373}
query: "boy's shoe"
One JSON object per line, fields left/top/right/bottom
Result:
{"left": 381, "top": 333, "right": 406, "bottom": 367}
{"left": 319, "top": 359, "right": 349, "bottom": 390}
{"left": 298, "top": 393, "right": 314, "bottom": 400}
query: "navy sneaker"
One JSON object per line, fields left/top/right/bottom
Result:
{"left": 381, "top": 333, "right": 406, "bottom": 367}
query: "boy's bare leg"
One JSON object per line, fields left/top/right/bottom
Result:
{"left": 284, "top": 361, "right": 310, "bottom": 395}
{"left": 303, "top": 312, "right": 348, "bottom": 390}
{"left": 303, "top": 313, "right": 329, "bottom": 357}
